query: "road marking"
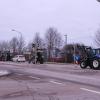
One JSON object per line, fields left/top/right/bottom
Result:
{"left": 17, "top": 74, "right": 23, "bottom": 75}
{"left": 29, "top": 76, "right": 41, "bottom": 80}
{"left": 80, "top": 88, "right": 100, "bottom": 95}
{"left": 50, "top": 81, "right": 63, "bottom": 85}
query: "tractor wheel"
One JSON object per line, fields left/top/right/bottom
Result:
{"left": 92, "top": 59, "right": 100, "bottom": 70}
{"left": 32, "top": 60, "right": 35, "bottom": 64}
{"left": 80, "top": 61, "right": 87, "bottom": 69}
{"left": 40, "top": 58, "right": 43, "bottom": 64}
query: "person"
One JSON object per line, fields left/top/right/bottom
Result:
{"left": 28, "top": 53, "right": 35, "bottom": 64}
{"left": 75, "top": 55, "right": 81, "bottom": 64}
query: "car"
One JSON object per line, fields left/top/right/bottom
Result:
{"left": 12, "top": 55, "right": 26, "bottom": 62}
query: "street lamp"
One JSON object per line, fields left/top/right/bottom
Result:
{"left": 11, "top": 29, "right": 22, "bottom": 37}
{"left": 11, "top": 29, "right": 23, "bottom": 54}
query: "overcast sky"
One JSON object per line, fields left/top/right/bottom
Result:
{"left": 0, "top": 0, "right": 100, "bottom": 47}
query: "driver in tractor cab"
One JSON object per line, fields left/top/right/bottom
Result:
{"left": 85, "top": 47, "right": 95, "bottom": 58}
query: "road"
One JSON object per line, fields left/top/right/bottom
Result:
{"left": 0, "top": 62, "right": 100, "bottom": 100}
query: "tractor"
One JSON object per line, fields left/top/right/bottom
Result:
{"left": 80, "top": 46, "right": 100, "bottom": 70}
{"left": 36, "top": 48, "right": 44, "bottom": 64}
{"left": 28, "top": 43, "right": 44, "bottom": 64}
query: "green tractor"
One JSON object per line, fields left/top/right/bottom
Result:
{"left": 28, "top": 43, "right": 44, "bottom": 64}
{"left": 80, "top": 47, "right": 100, "bottom": 70}
{"left": 36, "top": 48, "right": 44, "bottom": 64}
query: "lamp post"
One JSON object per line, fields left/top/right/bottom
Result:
{"left": 12, "top": 29, "right": 22, "bottom": 37}
{"left": 11, "top": 29, "right": 23, "bottom": 54}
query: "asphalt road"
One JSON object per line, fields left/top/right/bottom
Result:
{"left": 0, "top": 62, "right": 100, "bottom": 100}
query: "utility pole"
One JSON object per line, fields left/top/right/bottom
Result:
{"left": 64, "top": 34, "right": 67, "bottom": 63}
{"left": 64, "top": 35, "right": 67, "bottom": 45}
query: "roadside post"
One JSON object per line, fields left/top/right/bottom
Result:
{"left": 32, "top": 43, "right": 37, "bottom": 64}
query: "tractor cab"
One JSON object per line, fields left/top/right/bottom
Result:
{"left": 85, "top": 47, "right": 95, "bottom": 57}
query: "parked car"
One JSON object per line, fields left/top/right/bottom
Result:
{"left": 12, "top": 55, "right": 26, "bottom": 62}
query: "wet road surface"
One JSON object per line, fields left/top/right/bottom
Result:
{"left": 0, "top": 62, "right": 100, "bottom": 100}
{"left": 0, "top": 69, "right": 100, "bottom": 100}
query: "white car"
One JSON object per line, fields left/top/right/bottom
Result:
{"left": 12, "top": 55, "right": 26, "bottom": 62}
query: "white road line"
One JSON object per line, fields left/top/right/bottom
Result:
{"left": 50, "top": 81, "right": 63, "bottom": 85}
{"left": 17, "top": 74, "right": 23, "bottom": 75}
{"left": 29, "top": 76, "right": 41, "bottom": 80}
{"left": 80, "top": 88, "right": 100, "bottom": 95}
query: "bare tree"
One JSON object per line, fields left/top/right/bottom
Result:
{"left": 97, "top": 0, "right": 100, "bottom": 2}
{"left": 26, "top": 33, "right": 44, "bottom": 52}
{"left": 33, "top": 32, "right": 44, "bottom": 48}
{"left": 95, "top": 30, "right": 100, "bottom": 47}
{"left": 26, "top": 41, "right": 33, "bottom": 52}
{"left": 10, "top": 37, "right": 19, "bottom": 54}
{"left": 54, "top": 33, "right": 62, "bottom": 48}
{"left": 0, "top": 41, "right": 10, "bottom": 52}
{"left": 18, "top": 35, "right": 25, "bottom": 54}
{"left": 45, "top": 27, "right": 62, "bottom": 59}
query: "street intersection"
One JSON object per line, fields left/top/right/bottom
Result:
{"left": 0, "top": 62, "right": 100, "bottom": 100}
